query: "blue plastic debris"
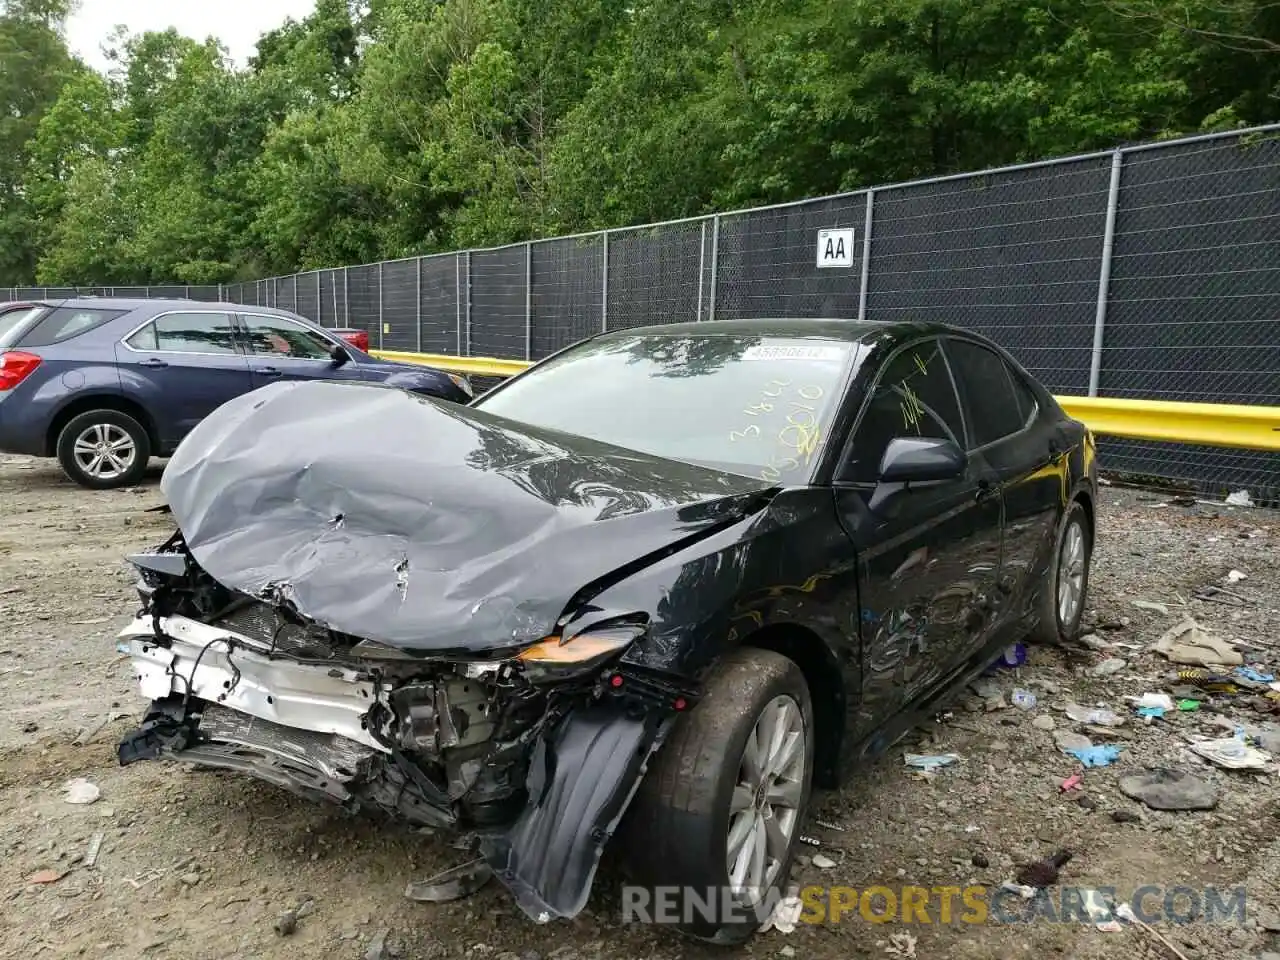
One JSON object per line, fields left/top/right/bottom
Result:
{"left": 1135, "top": 706, "right": 1166, "bottom": 718}
{"left": 1065, "top": 745, "right": 1122, "bottom": 768}
{"left": 1235, "top": 666, "right": 1276, "bottom": 684}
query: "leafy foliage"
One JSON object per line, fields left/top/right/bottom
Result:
{"left": 1, "top": 0, "right": 1275, "bottom": 284}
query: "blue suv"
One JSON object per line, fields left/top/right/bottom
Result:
{"left": 0, "top": 298, "right": 473, "bottom": 488}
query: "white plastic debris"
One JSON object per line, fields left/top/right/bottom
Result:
{"left": 1129, "top": 693, "right": 1175, "bottom": 712}
{"left": 1084, "top": 889, "right": 1123, "bottom": 932}
{"left": 63, "top": 778, "right": 100, "bottom": 805}
{"left": 811, "top": 853, "right": 837, "bottom": 869}
{"left": 885, "top": 932, "right": 919, "bottom": 958}
{"left": 758, "top": 892, "right": 803, "bottom": 934}
{"left": 1225, "top": 489, "right": 1254, "bottom": 507}
{"left": 1188, "top": 736, "right": 1271, "bottom": 771}
{"left": 1066, "top": 703, "right": 1124, "bottom": 726}
{"left": 1225, "top": 569, "right": 1247, "bottom": 583}
{"left": 903, "top": 753, "right": 960, "bottom": 772}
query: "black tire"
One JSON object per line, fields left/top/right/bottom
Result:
{"left": 1027, "top": 498, "right": 1093, "bottom": 645}
{"left": 55, "top": 409, "right": 151, "bottom": 490}
{"left": 621, "top": 647, "right": 815, "bottom": 945}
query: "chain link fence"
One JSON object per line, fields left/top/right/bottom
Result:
{"left": 5, "top": 126, "right": 1277, "bottom": 499}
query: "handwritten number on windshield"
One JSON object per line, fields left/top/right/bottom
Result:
{"left": 730, "top": 382, "right": 826, "bottom": 480}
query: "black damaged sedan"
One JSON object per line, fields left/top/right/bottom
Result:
{"left": 117, "top": 318, "right": 1097, "bottom": 943}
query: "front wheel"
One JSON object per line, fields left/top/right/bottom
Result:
{"left": 56, "top": 410, "right": 151, "bottom": 489}
{"left": 621, "top": 647, "right": 814, "bottom": 944}
{"left": 1028, "top": 499, "right": 1093, "bottom": 645}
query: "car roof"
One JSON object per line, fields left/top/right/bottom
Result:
{"left": 18, "top": 297, "right": 305, "bottom": 319}
{"left": 608, "top": 317, "right": 955, "bottom": 344}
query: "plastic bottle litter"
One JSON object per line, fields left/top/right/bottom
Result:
{"left": 1065, "top": 703, "right": 1124, "bottom": 727}
{"left": 1011, "top": 690, "right": 1037, "bottom": 710}
{"left": 904, "top": 753, "right": 960, "bottom": 772}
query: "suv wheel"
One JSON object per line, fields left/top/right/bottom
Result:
{"left": 622, "top": 647, "right": 814, "bottom": 944}
{"left": 56, "top": 410, "right": 151, "bottom": 489}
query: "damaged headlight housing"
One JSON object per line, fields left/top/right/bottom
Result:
{"left": 515, "top": 625, "right": 642, "bottom": 683}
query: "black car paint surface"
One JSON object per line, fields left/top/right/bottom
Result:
{"left": 120, "top": 318, "right": 1097, "bottom": 924}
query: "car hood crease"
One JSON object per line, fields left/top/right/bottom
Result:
{"left": 160, "top": 380, "right": 773, "bottom": 653}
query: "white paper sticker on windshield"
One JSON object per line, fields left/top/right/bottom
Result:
{"left": 741, "top": 344, "right": 847, "bottom": 363}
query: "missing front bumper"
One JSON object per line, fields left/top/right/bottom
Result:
{"left": 115, "top": 613, "right": 676, "bottom": 923}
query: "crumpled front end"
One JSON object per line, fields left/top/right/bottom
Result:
{"left": 116, "top": 533, "right": 695, "bottom": 921}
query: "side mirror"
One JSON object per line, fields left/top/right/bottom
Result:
{"left": 329, "top": 344, "right": 350, "bottom": 367}
{"left": 877, "top": 436, "right": 966, "bottom": 484}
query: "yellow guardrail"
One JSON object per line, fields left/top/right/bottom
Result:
{"left": 374, "top": 350, "right": 1280, "bottom": 452}
{"left": 372, "top": 350, "right": 533, "bottom": 379}
{"left": 1057, "top": 396, "right": 1279, "bottom": 452}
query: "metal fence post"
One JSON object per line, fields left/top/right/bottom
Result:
{"left": 858, "top": 189, "right": 875, "bottom": 322}
{"left": 316, "top": 271, "right": 322, "bottom": 325}
{"left": 601, "top": 231, "right": 609, "bottom": 332}
{"left": 331, "top": 269, "right": 338, "bottom": 326}
{"left": 184, "top": 285, "right": 190, "bottom": 299}
{"left": 455, "top": 254, "right": 462, "bottom": 355}
{"left": 708, "top": 215, "right": 721, "bottom": 322}
{"left": 377, "top": 262, "right": 384, "bottom": 350}
{"left": 697, "top": 220, "right": 706, "bottom": 321}
{"left": 464, "top": 251, "right": 472, "bottom": 356}
{"left": 1089, "top": 150, "right": 1124, "bottom": 397}
{"left": 524, "top": 242, "right": 533, "bottom": 361}
{"left": 415, "top": 258, "right": 423, "bottom": 352}
{"left": 343, "top": 267, "right": 349, "bottom": 326}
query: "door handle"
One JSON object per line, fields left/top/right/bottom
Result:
{"left": 258, "top": 366, "right": 283, "bottom": 377}
{"left": 140, "top": 358, "right": 168, "bottom": 368}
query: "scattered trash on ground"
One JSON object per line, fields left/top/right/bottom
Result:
{"left": 884, "top": 932, "right": 918, "bottom": 958}
{"left": 1059, "top": 773, "right": 1083, "bottom": 792}
{"left": 63, "top": 778, "right": 100, "bottom": 805}
{"left": 1187, "top": 735, "right": 1272, "bottom": 771}
{"left": 1225, "top": 569, "right": 1248, "bottom": 583}
{"left": 759, "top": 890, "right": 803, "bottom": 934}
{"left": 904, "top": 753, "right": 960, "bottom": 772}
{"left": 1154, "top": 619, "right": 1243, "bottom": 667}
{"left": 1117, "top": 768, "right": 1219, "bottom": 811}
{"left": 84, "top": 831, "right": 104, "bottom": 868}
{"left": 811, "top": 853, "right": 837, "bottom": 869}
{"left": 1224, "top": 489, "right": 1254, "bottom": 507}
{"left": 1011, "top": 689, "right": 1037, "bottom": 710}
{"left": 1066, "top": 703, "right": 1124, "bottom": 726}
{"left": 1065, "top": 745, "right": 1122, "bottom": 768}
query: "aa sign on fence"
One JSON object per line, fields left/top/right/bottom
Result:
{"left": 816, "top": 228, "right": 855, "bottom": 268}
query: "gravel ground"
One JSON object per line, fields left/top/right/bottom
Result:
{"left": 1, "top": 453, "right": 1278, "bottom": 960}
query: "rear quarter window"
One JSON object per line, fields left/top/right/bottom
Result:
{"left": 16, "top": 307, "right": 127, "bottom": 348}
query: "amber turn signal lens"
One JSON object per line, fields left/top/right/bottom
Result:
{"left": 516, "top": 633, "right": 633, "bottom": 664}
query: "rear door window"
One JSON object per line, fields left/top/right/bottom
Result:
{"left": 241, "top": 315, "right": 336, "bottom": 360}
{"left": 126, "top": 312, "right": 240, "bottom": 355}
{"left": 943, "top": 338, "right": 1028, "bottom": 448}
{"left": 16, "top": 307, "right": 128, "bottom": 347}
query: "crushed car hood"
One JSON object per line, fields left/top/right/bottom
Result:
{"left": 161, "top": 380, "right": 773, "bottom": 654}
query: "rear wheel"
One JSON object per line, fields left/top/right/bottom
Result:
{"left": 622, "top": 647, "right": 814, "bottom": 944}
{"left": 56, "top": 410, "right": 151, "bottom": 489}
{"left": 1028, "top": 499, "right": 1092, "bottom": 644}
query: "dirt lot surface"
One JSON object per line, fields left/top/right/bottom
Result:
{"left": 1, "top": 453, "right": 1278, "bottom": 960}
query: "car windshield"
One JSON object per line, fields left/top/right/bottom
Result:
{"left": 475, "top": 333, "right": 863, "bottom": 482}
{"left": 0, "top": 306, "right": 47, "bottom": 350}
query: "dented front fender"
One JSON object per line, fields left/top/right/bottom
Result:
{"left": 482, "top": 704, "right": 673, "bottom": 921}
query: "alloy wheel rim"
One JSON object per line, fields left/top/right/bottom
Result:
{"left": 726, "top": 694, "right": 805, "bottom": 899}
{"left": 1057, "top": 521, "right": 1086, "bottom": 627}
{"left": 73, "top": 423, "right": 136, "bottom": 480}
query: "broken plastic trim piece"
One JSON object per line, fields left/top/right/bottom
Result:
{"left": 481, "top": 703, "right": 672, "bottom": 922}
{"left": 405, "top": 859, "right": 494, "bottom": 903}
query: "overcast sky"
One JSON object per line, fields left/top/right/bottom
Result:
{"left": 67, "top": 0, "right": 318, "bottom": 72}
